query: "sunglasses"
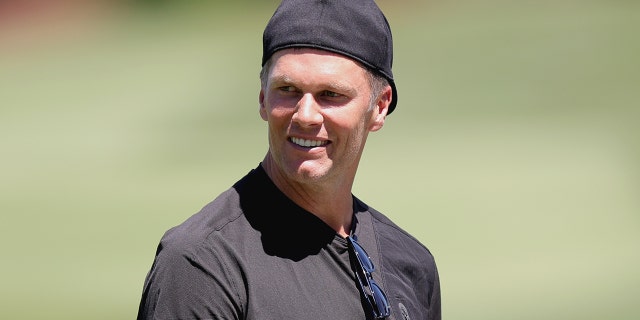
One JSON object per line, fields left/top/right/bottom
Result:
{"left": 348, "top": 235, "right": 391, "bottom": 319}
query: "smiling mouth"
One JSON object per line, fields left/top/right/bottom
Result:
{"left": 289, "top": 137, "right": 329, "bottom": 148}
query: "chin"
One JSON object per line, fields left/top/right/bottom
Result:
{"left": 291, "top": 161, "right": 331, "bottom": 182}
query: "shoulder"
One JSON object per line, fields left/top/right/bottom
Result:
{"left": 150, "top": 186, "right": 250, "bottom": 283}
{"left": 363, "top": 202, "right": 439, "bottom": 278}
{"left": 159, "top": 166, "right": 269, "bottom": 252}
{"left": 366, "top": 204, "right": 436, "bottom": 258}
{"left": 161, "top": 187, "right": 244, "bottom": 248}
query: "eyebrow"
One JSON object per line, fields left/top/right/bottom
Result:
{"left": 269, "top": 74, "right": 294, "bottom": 86}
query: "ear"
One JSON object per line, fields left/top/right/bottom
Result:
{"left": 368, "top": 85, "right": 392, "bottom": 132}
{"left": 259, "top": 89, "right": 268, "bottom": 121}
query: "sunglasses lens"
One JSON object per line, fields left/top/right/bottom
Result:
{"left": 350, "top": 239, "right": 375, "bottom": 272}
{"left": 371, "top": 281, "right": 391, "bottom": 317}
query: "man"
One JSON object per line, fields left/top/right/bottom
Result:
{"left": 137, "top": 0, "right": 441, "bottom": 319}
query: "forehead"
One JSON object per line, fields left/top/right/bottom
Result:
{"left": 269, "top": 48, "right": 368, "bottom": 81}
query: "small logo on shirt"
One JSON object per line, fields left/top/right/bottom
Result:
{"left": 398, "top": 302, "right": 410, "bottom": 320}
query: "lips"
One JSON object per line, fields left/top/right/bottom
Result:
{"left": 289, "top": 137, "right": 329, "bottom": 148}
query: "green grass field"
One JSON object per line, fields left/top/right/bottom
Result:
{"left": 1, "top": 1, "right": 638, "bottom": 319}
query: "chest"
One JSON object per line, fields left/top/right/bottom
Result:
{"left": 242, "top": 249, "right": 367, "bottom": 319}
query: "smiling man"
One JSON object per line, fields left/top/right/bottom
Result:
{"left": 137, "top": 1, "right": 440, "bottom": 319}
{"left": 259, "top": 48, "right": 391, "bottom": 235}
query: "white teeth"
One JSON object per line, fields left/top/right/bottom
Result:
{"left": 291, "top": 137, "right": 327, "bottom": 147}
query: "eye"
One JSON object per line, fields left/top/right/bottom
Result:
{"left": 320, "top": 90, "right": 342, "bottom": 98}
{"left": 278, "top": 86, "right": 298, "bottom": 93}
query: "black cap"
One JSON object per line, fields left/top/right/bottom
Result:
{"left": 262, "top": 0, "right": 398, "bottom": 114}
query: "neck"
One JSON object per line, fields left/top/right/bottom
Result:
{"left": 261, "top": 156, "right": 354, "bottom": 237}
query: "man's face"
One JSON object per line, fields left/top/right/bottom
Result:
{"left": 259, "top": 48, "right": 389, "bottom": 187}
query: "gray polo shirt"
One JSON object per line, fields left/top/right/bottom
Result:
{"left": 137, "top": 165, "right": 440, "bottom": 320}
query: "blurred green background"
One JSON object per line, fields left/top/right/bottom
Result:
{"left": 1, "top": 0, "right": 638, "bottom": 319}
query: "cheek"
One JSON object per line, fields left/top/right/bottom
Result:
{"left": 268, "top": 109, "right": 292, "bottom": 126}
{"left": 262, "top": 97, "right": 288, "bottom": 123}
{"left": 264, "top": 94, "right": 295, "bottom": 115}
{"left": 330, "top": 108, "right": 370, "bottom": 131}
{"left": 332, "top": 120, "right": 369, "bottom": 152}
{"left": 349, "top": 120, "right": 372, "bottom": 146}
{"left": 265, "top": 108, "right": 294, "bottom": 135}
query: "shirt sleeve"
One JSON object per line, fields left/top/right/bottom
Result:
{"left": 136, "top": 239, "right": 243, "bottom": 320}
{"left": 429, "top": 262, "right": 441, "bottom": 320}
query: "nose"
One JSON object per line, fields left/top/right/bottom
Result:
{"left": 292, "top": 93, "right": 323, "bottom": 127}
